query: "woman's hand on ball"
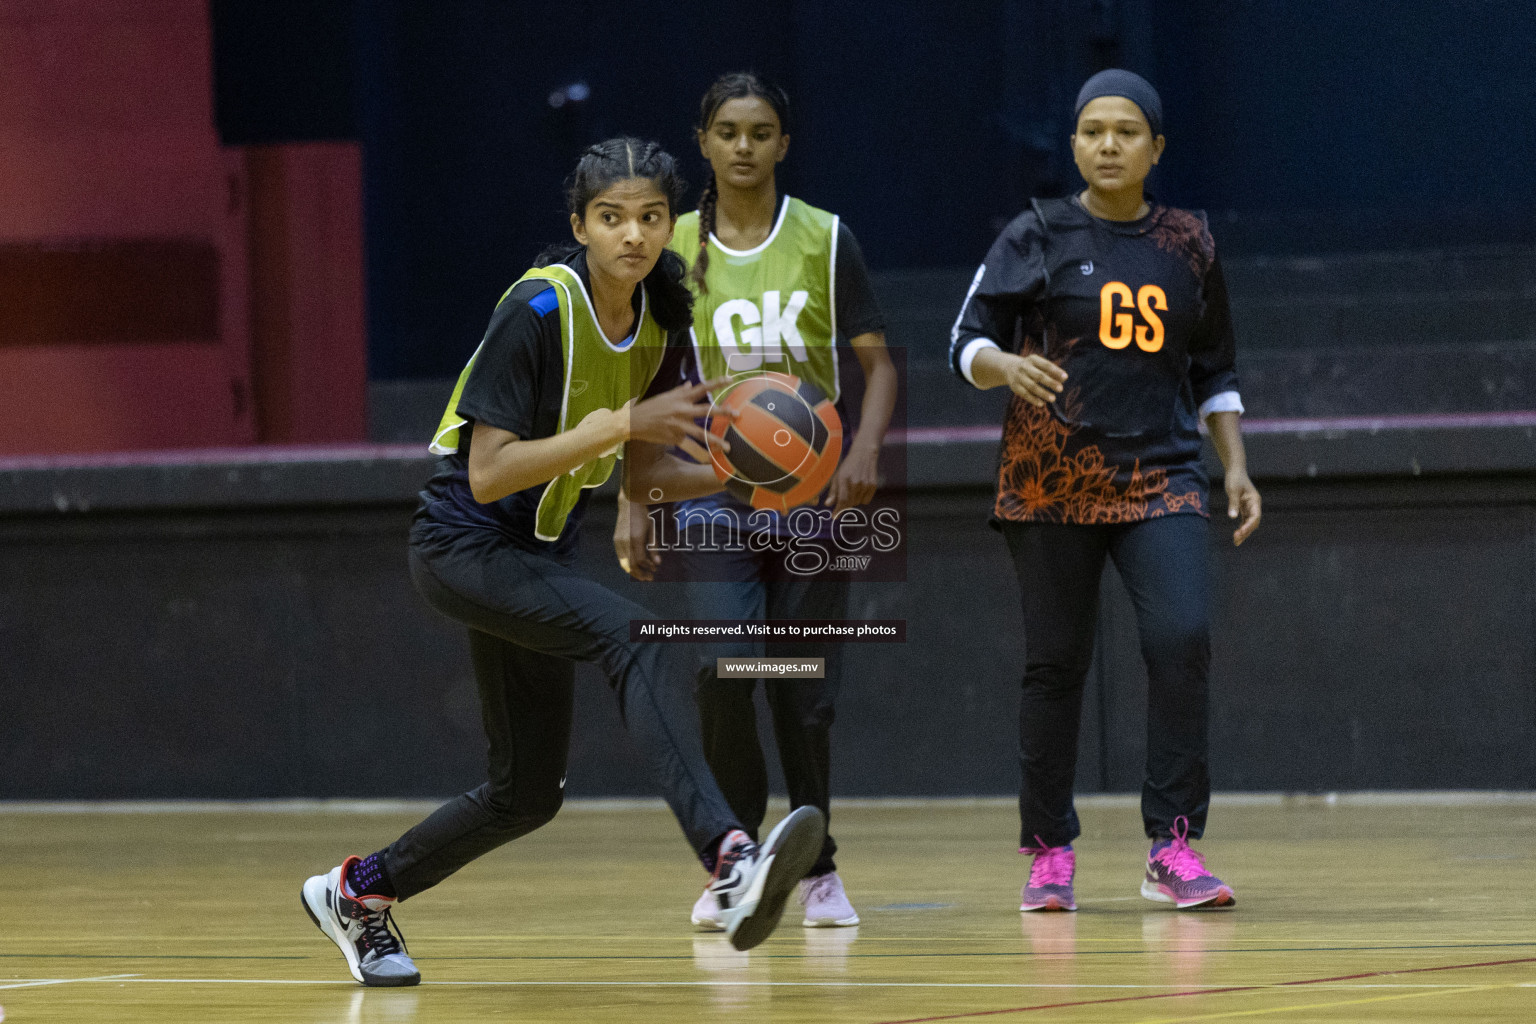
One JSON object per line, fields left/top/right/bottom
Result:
{"left": 1006, "top": 354, "right": 1067, "bottom": 407}
{"left": 625, "top": 379, "right": 733, "bottom": 451}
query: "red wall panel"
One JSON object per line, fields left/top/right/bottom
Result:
{"left": 246, "top": 144, "right": 367, "bottom": 445}
{"left": 0, "top": 0, "right": 365, "bottom": 455}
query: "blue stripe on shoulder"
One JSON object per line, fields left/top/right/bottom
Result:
{"left": 527, "top": 286, "right": 560, "bottom": 316}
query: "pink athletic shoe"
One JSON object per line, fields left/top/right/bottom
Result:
{"left": 799, "top": 871, "right": 859, "bottom": 927}
{"left": 1141, "top": 817, "right": 1235, "bottom": 909}
{"left": 1019, "top": 838, "right": 1076, "bottom": 912}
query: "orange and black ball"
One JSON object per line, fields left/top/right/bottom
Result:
{"left": 706, "top": 372, "right": 843, "bottom": 514}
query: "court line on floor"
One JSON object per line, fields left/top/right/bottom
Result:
{"left": 421, "top": 940, "right": 1536, "bottom": 961}
{"left": 867, "top": 955, "right": 1536, "bottom": 1023}
{"left": 0, "top": 954, "right": 308, "bottom": 961}
{"left": 411, "top": 940, "right": 1536, "bottom": 961}
{"left": 1127, "top": 984, "right": 1508, "bottom": 1024}
{"left": 414, "top": 933, "right": 1529, "bottom": 951}
{"left": 0, "top": 978, "right": 1513, "bottom": 990}
{"left": 6, "top": 940, "right": 1536, "bottom": 963}
{"left": 0, "top": 975, "right": 138, "bottom": 990}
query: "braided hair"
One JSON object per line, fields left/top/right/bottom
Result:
{"left": 534, "top": 137, "right": 693, "bottom": 331}
{"left": 691, "top": 72, "right": 791, "bottom": 292}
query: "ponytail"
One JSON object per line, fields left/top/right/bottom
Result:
{"left": 691, "top": 171, "right": 718, "bottom": 292}
{"left": 533, "top": 241, "right": 582, "bottom": 269}
{"left": 530, "top": 242, "right": 691, "bottom": 332}
{"left": 645, "top": 249, "right": 693, "bottom": 331}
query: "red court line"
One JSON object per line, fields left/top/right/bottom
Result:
{"left": 869, "top": 955, "right": 1536, "bottom": 1024}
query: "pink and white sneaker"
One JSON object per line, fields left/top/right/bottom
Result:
{"left": 1141, "top": 816, "right": 1235, "bottom": 909}
{"left": 799, "top": 872, "right": 860, "bottom": 927}
{"left": 691, "top": 886, "right": 726, "bottom": 931}
{"left": 1019, "top": 838, "right": 1076, "bottom": 912}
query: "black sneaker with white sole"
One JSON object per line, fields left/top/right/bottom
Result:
{"left": 709, "top": 806, "right": 826, "bottom": 952}
{"left": 301, "top": 856, "right": 421, "bottom": 987}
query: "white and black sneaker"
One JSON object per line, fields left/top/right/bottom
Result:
{"left": 708, "top": 807, "right": 826, "bottom": 952}
{"left": 301, "top": 856, "right": 421, "bottom": 987}
{"left": 690, "top": 885, "right": 726, "bottom": 931}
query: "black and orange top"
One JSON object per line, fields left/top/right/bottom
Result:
{"left": 949, "top": 195, "right": 1241, "bottom": 525}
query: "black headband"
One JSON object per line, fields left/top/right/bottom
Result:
{"left": 1074, "top": 69, "right": 1163, "bottom": 137}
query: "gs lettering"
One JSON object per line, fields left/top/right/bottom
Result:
{"left": 1097, "top": 281, "right": 1166, "bottom": 353}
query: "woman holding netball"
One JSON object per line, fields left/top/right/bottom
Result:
{"left": 614, "top": 73, "right": 895, "bottom": 930}
{"left": 951, "top": 70, "right": 1260, "bottom": 912}
{"left": 300, "top": 138, "right": 825, "bottom": 986}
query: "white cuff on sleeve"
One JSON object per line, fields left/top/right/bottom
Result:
{"left": 958, "top": 337, "right": 1002, "bottom": 388}
{"left": 1198, "top": 391, "right": 1245, "bottom": 421}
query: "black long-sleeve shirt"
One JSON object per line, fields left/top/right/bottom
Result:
{"left": 950, "top": 195, "right": 1241, "bottom": 524}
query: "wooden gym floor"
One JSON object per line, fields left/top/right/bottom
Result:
{"left": 2, "top": 795, "right": 1534, "bottom": 1023}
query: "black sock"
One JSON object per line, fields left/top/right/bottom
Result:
{"left": 346, "top": 851, "right": 397, "bottom": 900}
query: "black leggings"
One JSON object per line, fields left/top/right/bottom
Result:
{"left": 668, "top": 523, "right": 846, "bottom": 878}
{"left": 1002, "top": 515, "right": 1212, "bottom": 848}
{"left": 380, "top": 519, "right": 741, "bottom": 901}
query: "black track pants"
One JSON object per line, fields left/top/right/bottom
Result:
{"left": 381, "top": 519, "right": 741, "bottom": 900}
{"left": 1002, "top": 515, "right": 1212, "bottom": 848}
{"left": 668, "top": 523, "right": 846, "bottom": 878}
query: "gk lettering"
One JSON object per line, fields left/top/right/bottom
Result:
{"left": 713, "top": 290, "right": 810, "bottom": 371}
{"left": 1097, "top": 281, "right": 1166, "bottom": 353}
